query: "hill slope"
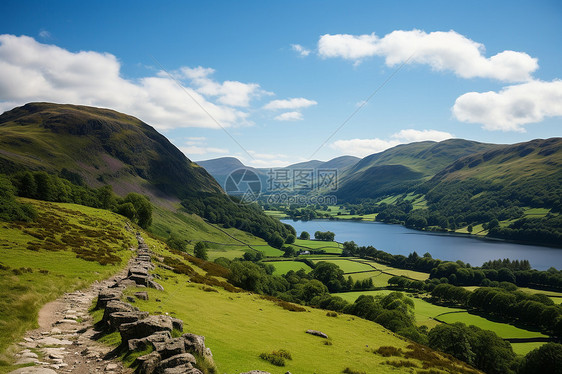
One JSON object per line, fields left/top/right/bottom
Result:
{"left": 0, "top": 102, "right": 222, "bottom": 201}
{"left": 336, "top": 139, "right": 495, "bottom": 201}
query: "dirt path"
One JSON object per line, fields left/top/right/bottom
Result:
{"left": 9, "top": 267, "right": 134, "bottom": 374}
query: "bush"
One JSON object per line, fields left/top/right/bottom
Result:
{"left": 194, "top": 242, "right": 209, "bottom": 260}
{"left": 259, "top": 349, "right": 292, "bottom": 366}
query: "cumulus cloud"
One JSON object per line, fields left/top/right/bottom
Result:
{"left": 318, "top": 29, "right": 538, "bottom": 82}
{"left": 264, "top": 97, "right": 317, "bottom": 110}
{"left": 0, "top": 34, "right": 258, "bottom": 130}
{"left": 453, "top": 80, "right": 562, "bottom": 132}
{"left": 274, "top": 111, "right": 303, "bottom": 121}
{"left": 291, "top": 44, "right": 311, "bottom": 57}
{"left": 180, "top": 66, "right": 269, "bottom": 107}
{"left": 38, "top": 30, "right": 51, "bottom": 39}
{"left": 178, "top": 137, "right": 228, "bottom": 156}
{"left": 331, "top": 129, "right": 454, "bottom": 157}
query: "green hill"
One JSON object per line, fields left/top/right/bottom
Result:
{"left": 336, "top": 139, "right": 494, "bottom": 201}
{"left": 0, "top": 102, "right": 222, "bottom": 201}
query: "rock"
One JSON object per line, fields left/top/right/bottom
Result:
{"left": 163, "top": 365, "right": 202, "bottom": 374}
{"left": 128, "top": 273, "right": 149, "bottom": 286}
{"left": 171, "top": 318, "right": 183, "bottom": 332}
{"left": 135, "top": 291, "right": 149, "bottom": 300}
{"left": 96, "top": 289, "right": 122, "bottom": 309}
{"left": 182, "top": 333, "right": 206, "bottom": 356}
{"left": 158, "top": 353, "right": 196, "bottom": 370}
{"left": 157, "top": 337, "right": 186, "bottom": 360}
{"left": 135, "top": 351, "right": 161, "bottom": 374}
{"left": 50, "top": 327, "right": 62, "bottom": 335}
{"left": 14, "top": 357, "right": 39, "bottom": 365}
{"left": 120, "top": 315, "right": 173, "bottom": 343}
{"left": 108, "top": 311, "right": 149, "bottom": 329}
{"left": 102, "top": 300, "right": 137, "bottom": 324}
{"left": 148, "top": 280, "right": 164, "bottom": 290}
{"left": 35, "top": 336, "right": 73, "bottom": 346}
{"left": 127, "top": 296, "right": 136, "bottom": 303}
{"left": 306, "top": 329, "right": 328, "bottom": 339}
{"left": 20, "top": 351, "right": 38, "bottom": 359}
{"left": 105, "top": 363, "right": 119, "bottom": 371}
{"left": 8, "top": 367, "right": 58, "bottom": 374}
{"left": 128, "top": 331, "right": 172, "bottom": 351}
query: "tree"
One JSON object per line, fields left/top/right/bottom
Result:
{"left": 268, "top": 232, "right": 284, "bottom": 249}
{"left": 285, "top": 234, "right": 295, "bottom": 244}
{"left": 299, "top": 231, "right": 310, "bottom": 240}
{"left": 123, "top": 193, "right": 153, "bottom": 228}
{"left": 166, "top": 232, "right": 187, "bottom": 252}
{"left": 310, "top": 261, "right": 345, "bottom": 292}
{"left": 194, "top": 241, "right": 209, "bottom": 260}
{"left": 428, "top": 323, "right": 476, "bottom": 365}
{"left": 519, "top": 343, "right": 562, "bottom": 374}
{"left": 282, "top": 246, "right": 296, "bottom": 258}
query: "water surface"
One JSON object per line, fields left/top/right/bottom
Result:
{"left": 281, "top": 219, "right": 562, "bottom": 270}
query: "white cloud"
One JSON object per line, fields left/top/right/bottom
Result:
{"left": 331, "top": 129, "right": 454, "bottom": 157}
{"left": 274, "top": 111, "right": 303, "bottom": 121}
{"left": 180, "top": 66, "right": 268, "bottom": 107}
{"left": 264, "top": 97, "right": 317, "bottom": 110}
{"left": 38, "top": 30, "right": 51, "bottom": 39}
{"left": 0, "top": 34, "right": 257, "bottom": 130}
{"left": 180, "top": 146, "right": 229, "bottom": 155}
{"left": 240, "top": 151, "right": 293, "bottom": 168}
{"left": 453, "top": 79, "right": 562, "bottom": 132}
{"left": 291, "top": 44, "right": 311, "bottom": 57}
{"left": 178, "top": 137, "right": 228, "bottom": 156}
{"left": 318, "top": 29, "right": 538, "bottom": 82}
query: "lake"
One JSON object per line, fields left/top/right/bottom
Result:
{"left": 281, "top": 219, "right": 562, "bottom": 271}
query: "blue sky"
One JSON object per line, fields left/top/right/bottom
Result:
{"left": 1, "top": 0, "right": 561, "bottom": 166}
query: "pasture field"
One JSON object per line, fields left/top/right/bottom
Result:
{"left": 268, "top": 260, "right": 313, "bottom": 275}
{"left": 293, "top": 239, "right": 342, "bottom": 254}
{"left": 312, "top": 258, "right": 374, "bottom": 273}
{"left": 124, "top": 263, "right": 474, "bottom": 374}
{"left": 436, "top": 312, "right": 547, "bottom": 339}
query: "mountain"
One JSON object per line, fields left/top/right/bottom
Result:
{"left": 0, "top": 102, "right": 222, "bottom": 201}
{"left": 287, "top": 155, "right": 360, "bottom": 173}
{"left": 336, "top": 139, "right": 495, "bottom": 201}
{"left": 198, "top": 155, "right": 360, "bottom": 194}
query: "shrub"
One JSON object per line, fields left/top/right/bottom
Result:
{"left": 374, "top": 346, "right": 403, "bottom": 357}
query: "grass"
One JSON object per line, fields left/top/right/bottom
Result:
{"left": 310, "top": 258, "right": 429, "bottom": 282}
{"left": 125, "top": 267, "right": 435, "bottom": 374}
{"left": 268, "top": 261, "right": 312, "bottom": 275}
{"left": 0, "top": 199, "right": 135, "bottom": 366}
{"left": 437, "top": 312, "right": 547, "bottom": 339}
{"left": 264, "top": 210, "right": 289, "bottom": 219}
{"left": 312, "top": 259, "right": 374, "bottom": 273}
{"left": 293, "top": 239, "right": 342, "bottom": 253}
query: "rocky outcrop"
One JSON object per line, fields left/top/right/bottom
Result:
{"left": 94, "top": 234, "right": 215, "bottom": 374}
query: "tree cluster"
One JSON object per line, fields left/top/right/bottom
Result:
{"left": 181, "top": 192, "right": 294, "bottom": 248}
{"left": 313, "top": 231, "right": 335, "bottom": 241}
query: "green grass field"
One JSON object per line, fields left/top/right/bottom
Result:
{"left": 268, "top": 260, "right": 312, "bottom": 275}
{"left": 0, "top": 199, "right": 135, "bottom": 363}
{"left": 124, "top": 266, "right": 467, "bottom": 374}
{"left": 436, "top": 312, "right": 547, "bottom": 339}
{"left": 312, "top": 259, "right": 374, "bottom": 273}
{"left": 293, "top": 239, "right": 342, "bottom": 253}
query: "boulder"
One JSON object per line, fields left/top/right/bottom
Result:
{"left": 135, "top": 351, "right": 161, "bottom": 374}
{"left": 148, "top": 280, "right": 164, "bottom": 290}
{"left": 306, "top": 329, "right": 328, "bottom": 339}
{"left": 96, "top": 289, "right": 122, "bottom": 309}
{"left": 162, "top": 366, "right": 203, "bottom": 374}
{"left": 108, "top": 311, "right": 149, "bottom": 329}
{"left": 119, "top": 315, "right": 173, "bottom": 343}
{"left": 182, "top": 333, "right": 206, "bottom": 356}
{"left": 128, "top": 331, "right": 171, "bottom": 352}
{"left": 171, "top": 318, "right": 183, "bottom": 332}
{"left": 102, "top": 301, "right": 137, "bottom": 325}
{"left": 129, "top": 273, "right": 149, "bottom": 286}
{"left": 157, "top": 353, "right": 196, "bottom": 370}
{"left": 135, "top": 291, "right": 149, "bottom": 301}
{"left": 157, "top": 338, "right": 186, "bottom": 360}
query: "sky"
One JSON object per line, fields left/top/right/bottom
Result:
{"left": 1, "top": 0, "right": 561, "bottom": 167}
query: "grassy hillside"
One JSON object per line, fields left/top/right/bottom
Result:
{"left": 0, "top": 199, "right": 480, "bottom": 374}
{"left": 334, "top": 139, "right": 494, "bottom": 201}
{"left": 0, "top": 198, "right": 136, "bottom": 359}
{"left": 0, "top": 102, "right": 222, "bottom": 201}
